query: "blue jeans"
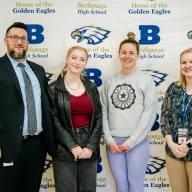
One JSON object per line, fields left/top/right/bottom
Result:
{"left": 107, "top": 137, "right": 150, "bottom": 192}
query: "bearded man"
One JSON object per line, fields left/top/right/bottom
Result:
{"left": 0, "top": 22, "right": 55, "bottom": 192}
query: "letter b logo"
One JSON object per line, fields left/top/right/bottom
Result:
{"left": 84, "top": 68, "right": 102, "bottom": 87}
{"left": 27, "top": 24, "right": 44, "bottom": 44}
{"left": 139, "top": 25, "right": 160, "bottom": 45}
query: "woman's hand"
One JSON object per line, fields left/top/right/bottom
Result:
{"left": 180, "top": 143, "right": 190, "bottom": 155}
{"left": 118, "top": 142, "right": 131, "bottom": 153}
{"left": 169, "top": 142, "right": 186, "bottom": 158}
{"left": 165, "top": 135, "right": 186, "bottom": 158}
{"left": 70, "top": 146, "right": 84, "bottom": 160}
{"left": 108, "top": 140, "right": 122, "bottom": 154}
{"left": 78, "top": 148, "right": 93, "bottom": 159}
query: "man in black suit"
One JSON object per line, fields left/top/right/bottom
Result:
{"left": 0, "top": 22, "right": 55, "bottom": 192}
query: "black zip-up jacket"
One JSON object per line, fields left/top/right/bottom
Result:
{"left": 48, "top": 75, "right": 102, "bottom": 161}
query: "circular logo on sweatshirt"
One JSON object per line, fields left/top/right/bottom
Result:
{"left": 111, "top": 83, "right": 136, "bottom": 110}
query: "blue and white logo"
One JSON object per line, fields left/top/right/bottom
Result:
{"left": 151, "top": 114, "right": 160, "bottom": 131}
{"left": 71, "top": 26, "right": 110, "bottom": 45}
{"left": 97, "top": 157, "right": 103, "bottom": 173}
{"left": 146, "top": 156, "right": 166, "bottom": 174}
{"left": 142, "top": 70, "right": 167, "bottom": 86}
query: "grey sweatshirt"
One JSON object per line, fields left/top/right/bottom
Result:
{"left": 101, "top": 70, "right": 158, "bottom": 148}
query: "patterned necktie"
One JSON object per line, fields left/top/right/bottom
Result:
{"left": 18, "top": 63, "right": 37, "bottom": 135}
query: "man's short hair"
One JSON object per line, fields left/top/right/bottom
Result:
{"left": 6, "top": 22, "right": 28, "bottom": 35}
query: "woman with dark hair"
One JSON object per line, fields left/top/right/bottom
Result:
{"left": 101, "top": 37, "right": 157, "bottom": 192}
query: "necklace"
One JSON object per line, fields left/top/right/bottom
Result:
{"left": 65, "top": 78, "right": 81, "bottom": 90}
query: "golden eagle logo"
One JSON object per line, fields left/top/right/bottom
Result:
{"left": 71, "top": 26, "right": 110, "bottom": 45}
{"left": 142, "top": 70, "right": 167, "bottom": 86}
{"left": 146, "top": 156, "right": 165, "bottom": 174}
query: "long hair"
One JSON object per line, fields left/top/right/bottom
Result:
{"left": 61, "top": 46, "right": 88, "bottom": 78}
{"left": 176, "top": 48, "right": 192, "bottom": 88}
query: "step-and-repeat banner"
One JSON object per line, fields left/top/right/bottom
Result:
{"left": 1, "top": 0, "right": 192, "bottom": 191}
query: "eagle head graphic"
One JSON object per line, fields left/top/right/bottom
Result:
{"left": 146, "top": 156, "right": 166, "bottom": 174}
{"left": 142, "top": 70, "right": 167, "bottom": 86}
{"left": 71, "top": 26, "right": 110, "bottom": 45}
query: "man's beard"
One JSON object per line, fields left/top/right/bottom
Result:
{"left": 9, "top": 49, "right": 27, "bottom": 60}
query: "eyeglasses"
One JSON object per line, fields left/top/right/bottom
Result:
{"left": 6, "top": 35, "right": 28, "bottom": 43}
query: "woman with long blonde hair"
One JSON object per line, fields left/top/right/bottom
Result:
{"left": 49, "top": 46, "right": 102, "bottom": 192}
{"left": 161, "top": 48, "right": 192, "bottom": 192}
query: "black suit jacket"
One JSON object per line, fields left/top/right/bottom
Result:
{"left": 0, "top": 54, "right": 55, "bottom": 162}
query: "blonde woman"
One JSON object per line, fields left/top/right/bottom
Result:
{"left": 161, "top": 48, "right": 192, "bottom": 192}
{"left": 49, "top": 46, "right": 102, "bottom": 192}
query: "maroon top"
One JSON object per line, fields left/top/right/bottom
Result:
{"left": 70, "top": 91, "right": 93, "bottom": 128}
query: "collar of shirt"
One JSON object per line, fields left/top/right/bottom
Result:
{"left": 7, "top": 53, "right": 29, "bottom": 69}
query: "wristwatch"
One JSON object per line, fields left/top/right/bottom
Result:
{"left": 186, "top": 141, "right": 192, "bottom": 149}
